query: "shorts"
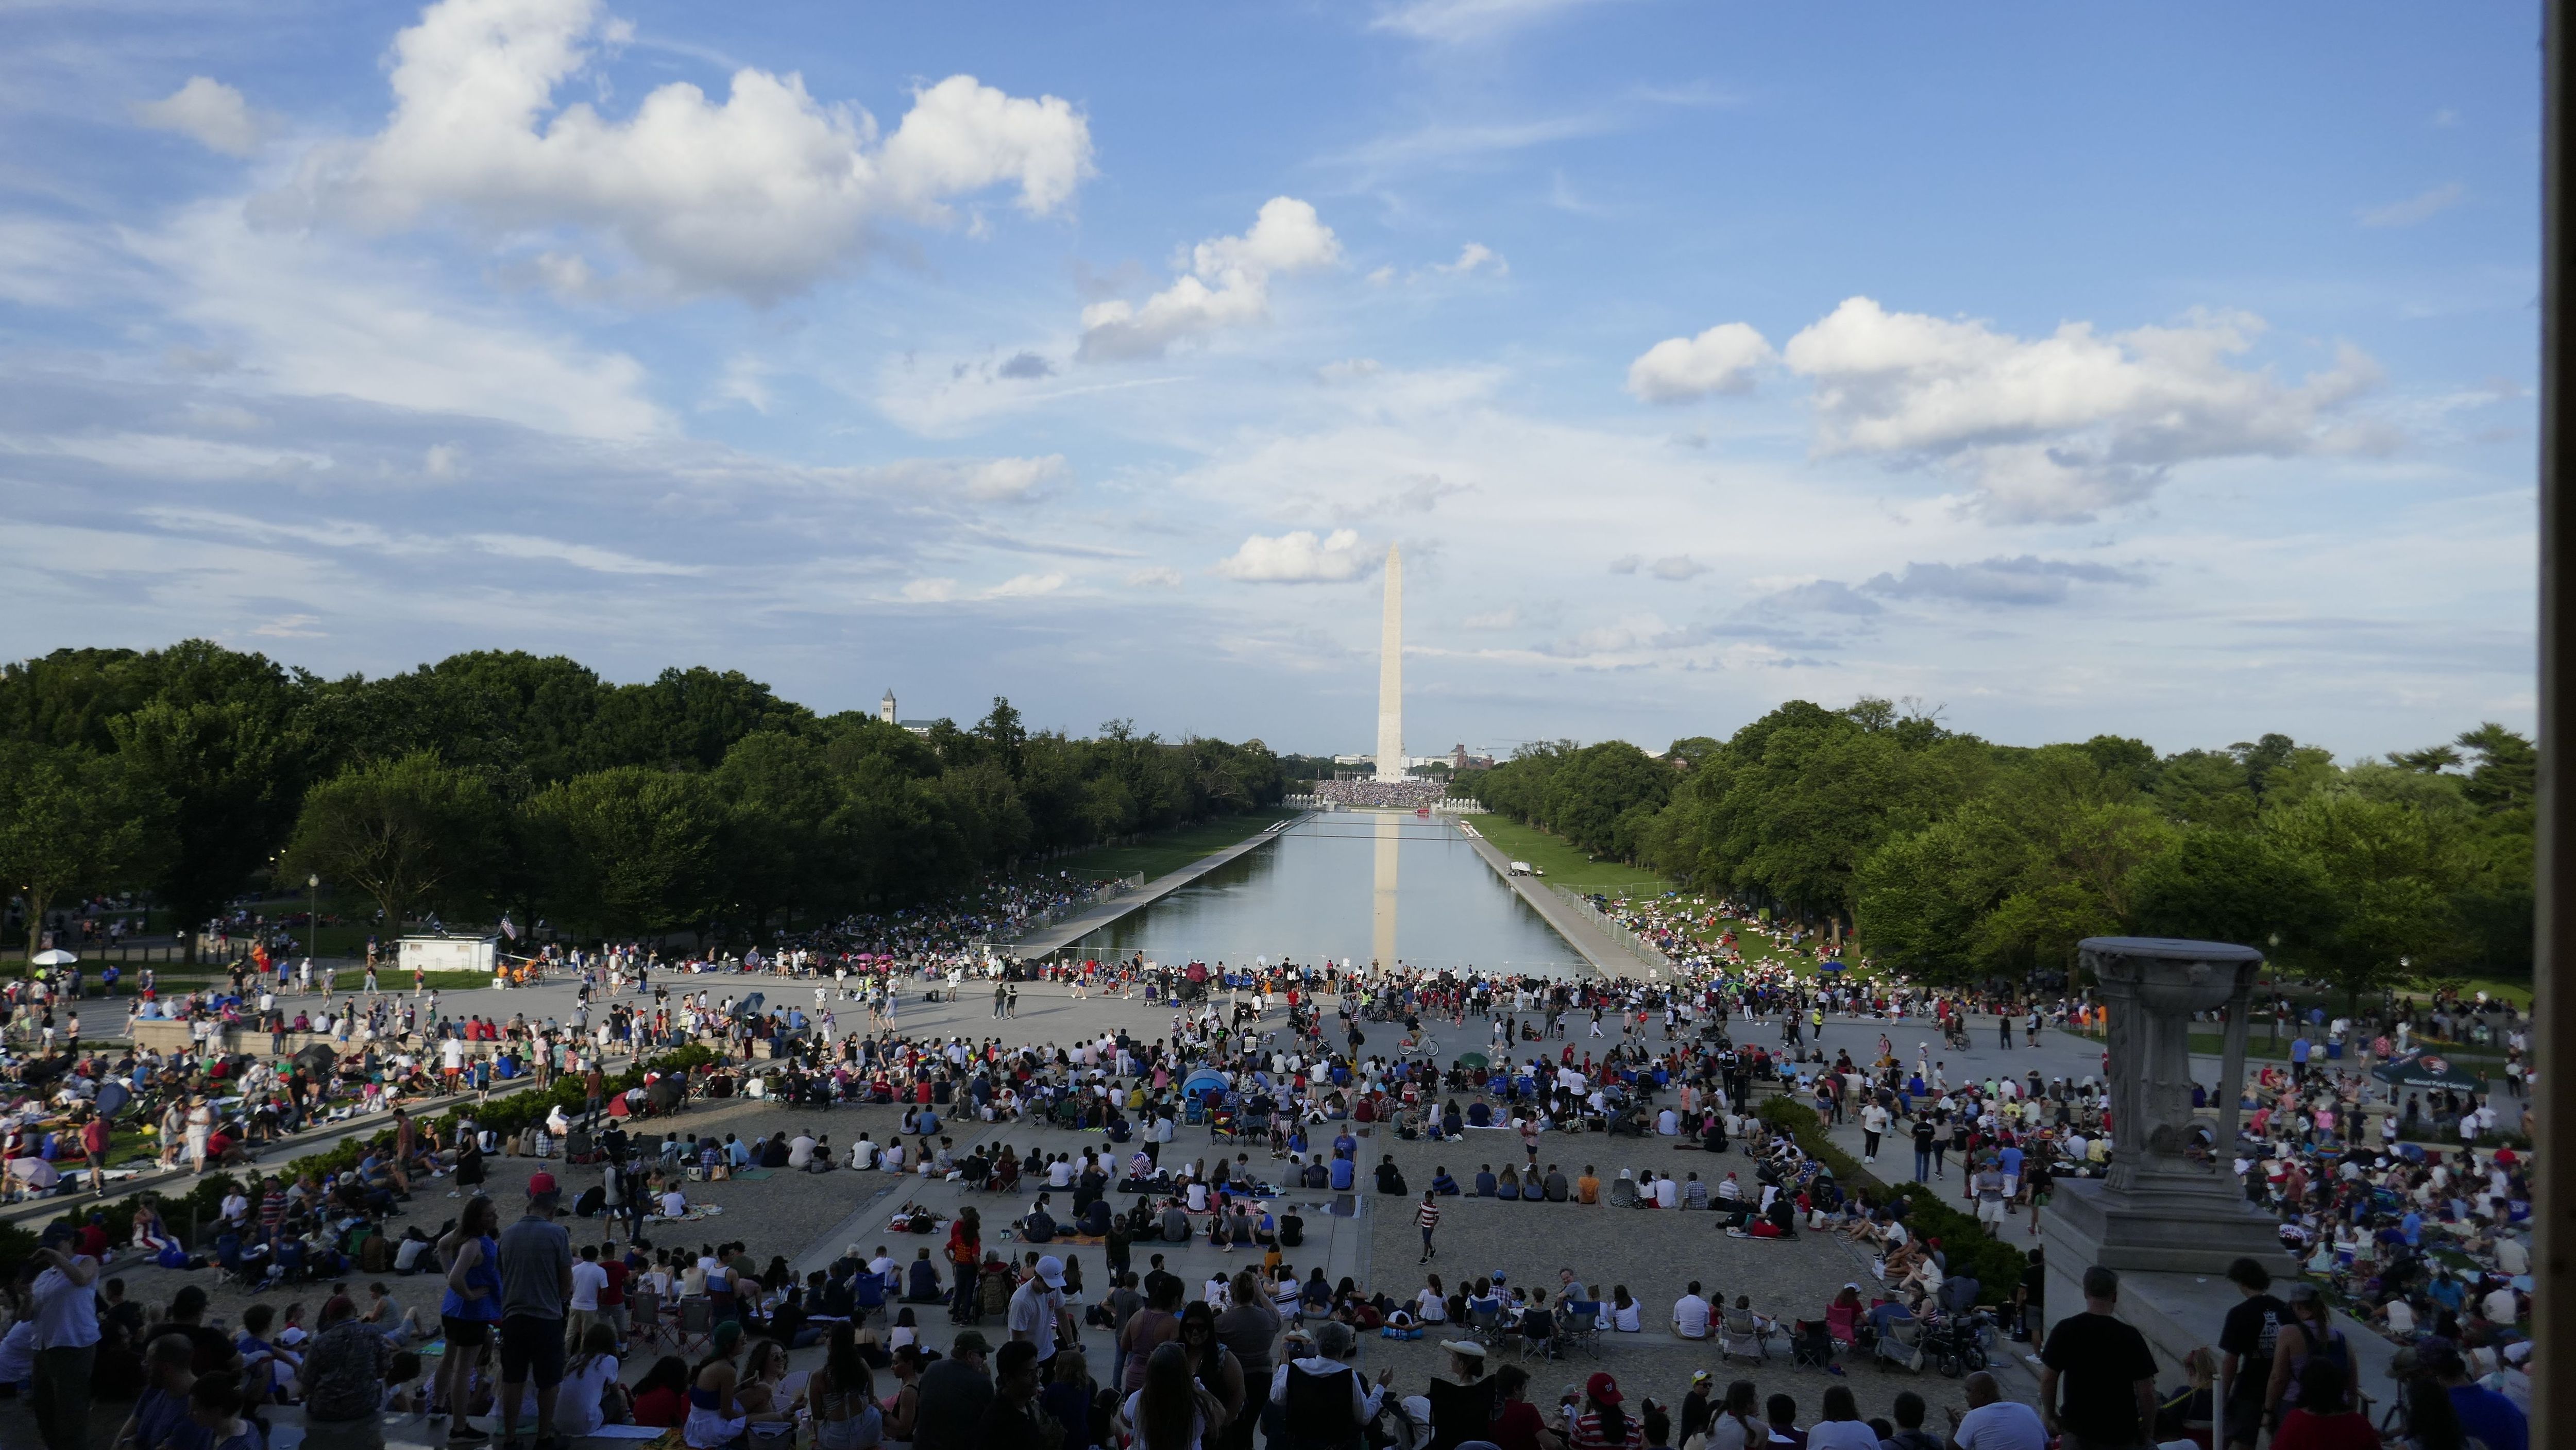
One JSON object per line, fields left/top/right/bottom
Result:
{"left": 1976, "top": 1198, "right": 2005, "bottom": 1225}
{"left": 498, "top": 1314, "right": 567, "bottom": 1388}
{"left": 440, "top": 1314, "right": 495, "bottom": 1347}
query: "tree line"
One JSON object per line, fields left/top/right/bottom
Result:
{"left": 0, "top": 642, "right": 1286, "bottom": 953}
{"left": 1463, "top": 699, "right": 2534, "bottom": 1002}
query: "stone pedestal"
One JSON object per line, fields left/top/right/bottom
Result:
{"left": 2038, "top": 938, "right": 2296, "bottom": 1337}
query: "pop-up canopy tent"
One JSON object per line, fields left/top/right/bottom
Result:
{"left": 2371, "top": 1050, "right": 2486, "bottom": 1092}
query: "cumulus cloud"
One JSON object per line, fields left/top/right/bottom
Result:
{"left": 1079, "top": 197, "right": 1341, "bottom": 360}
{"left": 282, "top": 0, "right": 1093, "bottom": 302}
{"left": 1214, "top": 528, "right": 1377, "bottom": 583}
{"left": 1125, "top": 566, "right": 1182, "bottom": 588}
{"left": 1626, "top": 322, "right": 1774, "bottom": 402}
{"left": 2359, "top": 182, "right": 2466, "bottom": 228}
{"left": 996, "top": 351, "right": 1055, "bottom": 379}
{"left": 1774, "top": 296, "right": 2387, "bottom": 522}
{"left": 1607, "top": 554, "right": 1640, "bottom": 574}
{"left": 134, "top": 77, "right": 269, "bottom": 156}
{"left": 1648, "top": 554, "right": 1707, "bottom": 580}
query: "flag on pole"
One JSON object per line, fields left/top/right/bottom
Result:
{"left": 499, "top": 914, "right": 518, "bottom": 941}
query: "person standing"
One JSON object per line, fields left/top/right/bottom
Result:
{"left": 1007, "top": 1255, "right": 1073, "bottom": 1368}
{"left": 914, "top": 1329, "right": 996, "bottom": 1450}
{"left": 28, "top": 1225, "right": 101, "bottom": 1450}
{"left": 2039, "top": 1267, "right": 2158, "bottom": 1450}
{"left": 1416, "top": 1192, "right": 1442, "bottom": 1263}
{"left": 2215, "top": 1258, "right": 2285, "bottom": 1450}
{"left": 496, "top": 1172, "right": 573, "bottom": 1450}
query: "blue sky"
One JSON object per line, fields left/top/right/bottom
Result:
{"left": 0, "top": 0, "right": 2540, "bottom": 760}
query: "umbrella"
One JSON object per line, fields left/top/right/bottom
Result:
{"left": 29, "top": 949, "right": 77, "bottom": 967}
{"left": 94, "top": 1081, "right": 131, "bottom": 1120}
{"left": 1453, "top": 1052, "right": 1490, "bottom": 1070}
{"left": 2371, "top": 1050, "right": 2485, "bottom": 1092}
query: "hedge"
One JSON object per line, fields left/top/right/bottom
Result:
{"left": 1755, "top": 1095, "right": 2028, "bottom": 1306}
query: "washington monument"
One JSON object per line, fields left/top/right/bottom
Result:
{"left": 1375, "top": 543, "right": 1403, "bottom": 782}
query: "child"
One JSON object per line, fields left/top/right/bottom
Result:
{"left": 188, "top": 1371, "right": 261, "bottom": 1450}
{"left": 383, "top": 1352, "right": 426, "bottom": 1414}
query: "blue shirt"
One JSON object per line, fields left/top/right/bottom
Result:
{"left": 2447, "top": 1382, "right": 2527, "bottom": 1450}
{"left": 1999, "top": 1146, "right": 2024, "bottom": 1175}
{"left": 2291, "top": 1038, "right": 2312, "bottom": 1064}
{"left": 1329, "top": 1157, "right": 1355, "bottom": 1191}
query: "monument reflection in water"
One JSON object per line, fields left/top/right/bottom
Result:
{"left": 1073, "top": 813, "right": 1586, "bottom": 975}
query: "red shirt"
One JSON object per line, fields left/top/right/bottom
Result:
{"left": 1490, "top": 1401, "right": 1548, "bottom": 1450}
{"left": 631, "top": 1385, "right": 687, "bottom": 1427}
{"left": 2273, "top": 1410, "right": 2383, "bottom": 1450}
{"left": 597, "top": 1260, "right": 626, "bottom": 1306}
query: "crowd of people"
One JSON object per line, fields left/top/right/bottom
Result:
{"left": 0, "top": 872, "right": 2540, "bottom": 1450}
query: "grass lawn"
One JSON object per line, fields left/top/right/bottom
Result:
{"left": 1045, "top": 807, "right": 1305, "bottom": 883}
{"left": 1461, "top": 814, "right": 1674, "bottom": 896}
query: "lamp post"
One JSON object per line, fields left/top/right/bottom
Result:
{"left": 2265, "top": 933, "right": 2281, "bottom": 1049}
{"left": 307, "top": 874, "right": 319, "bottom": 966}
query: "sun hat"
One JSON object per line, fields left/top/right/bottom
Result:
{"left": 1440, "top": 1339, "right": 1486, "bottom": 1360}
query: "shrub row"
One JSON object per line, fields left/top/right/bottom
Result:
{"left": 1755, "top": 1094, "right": 2028, "bottom": 1306}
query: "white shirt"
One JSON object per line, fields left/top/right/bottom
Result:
{"left": 789, "top": 1135, "right": 817, "bottom": 1168}
{"left": 570, "top": 1260, "right": 608, "bottom": 1311}
{"left": 1672, "top": 1293, "right": 1712, "bottom": 1338}
{"left": 1804, "top": 1422, "right": 1879, "bottom": 1450}
{"left": 1007, "top": 1279, "right": 1064, "bottom": 1362}
{"left": 1953, "top": 1401, "right": 2048, "bottom": 1450}
{"left": 31, "top": 1261, "right": 99, "bottom": 1350}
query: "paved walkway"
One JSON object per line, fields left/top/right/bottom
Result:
{"left": 1452, "top": 818, "right": 1664, "bottom": 979}
{"left": 1006, "top": 811, "right": 1312, "bottom": 955}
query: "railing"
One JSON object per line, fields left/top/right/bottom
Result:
{"left": 1285, "top": 793, "right": 1485, "bottom": 812}
{"left": 1549, "top": 886, "right": 1672, "bottom": 971}
{"left": 999, "top": 873, "right": 1147, "bottom": 938}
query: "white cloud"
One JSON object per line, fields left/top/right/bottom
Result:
{"left": 851, "top": 453, "right": 1065, "bottom": 501}
{"left": 1626, "top": 321, "right": 1775, "bottom": 402}
{"left": 1461, "top": 605, "right": 1521, "bottom": 629}
{"left": 1648, "top": 554, "right": 1706, "bottom": 580}
{"left": 133, "top": 77, "right": 268, "bottom": 157}
{"left": 1432, "top": 242, "right": 1506, "bottom": 278}
{"left": 1215, "top": 528, "right": 1378, "bottom": 583}
{"left": 467, "top": 533, "right": 707, "bottom": 575}
{"left": 249, "top": 613, "right": 326, "bottom": 638}
{"left": 285, "top": 0, "right": 1093, "bottom": 302}
{"left": 900, "top": 578, "right": 958, "bottom": 602}
{"left": 130, "top": 204, "right": 669, "bottom": 440}
{"left": 1125, "top": 566, "right": 1183, "bottom": 588}
{"left": 1370, "top": 0, "right": 1609, "bottom": 44}
{"left": 986, "top": 571, "right": 1066, "bottom": 598}
{"left": 2359, "top": 182, "right": 2466, "bottom": 228}
{"left": 1772, "top": 296, "right": 2386, "bottom": 522}
{"left": 1606, "top": 554, "right": 1640, "bottom": 574}
{"left": 1079, "top": 197, "right": 1342, "bottom": 360}
{"left": 422, "top": 443, "right": 463, "bottom": 477}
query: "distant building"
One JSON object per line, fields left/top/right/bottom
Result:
{"left": 878, "top": 688, "right": 937, "bottom": 736}
{"left": 1451, "top": 743, "right": 1496, "bottom": 772}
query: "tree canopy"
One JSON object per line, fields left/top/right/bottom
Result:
{"left": 0, "top": 642, "right": 1286, "bottom": 952}
{"left": 1461, "top": 698, "right": 2533, "bottom": 992}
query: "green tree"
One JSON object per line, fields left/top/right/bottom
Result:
{"left": 282, "top": 752, "right": 505, "bottom": 933}
{"left": 524, "top": 768, "right": 727, "bottom": 938}
{"left": 0, "top": 743, "right": 168, "bottom": 956}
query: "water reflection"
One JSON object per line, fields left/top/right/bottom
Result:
{"left": 1070, "top": 812, "right": 1586, "bottom": 974}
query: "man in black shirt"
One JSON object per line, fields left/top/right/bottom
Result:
{"left": 2215, "top": 1257, "right": 2286, "bottom": 1449}
{"left": 2039, "top": 1265, "right": 2158, "bottom": 1449}
{"left": 975, "top": 1340, "right": 1059, "bottom": 1447}
{"left": 914, "top": 1329, "right": 996, "bottom": 1450}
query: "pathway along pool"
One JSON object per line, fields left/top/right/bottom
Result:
{"left": 1070, "top": 812, "right": 1589, "bottom": 974}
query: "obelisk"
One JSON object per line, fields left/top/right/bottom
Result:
{"left": 1374, "top": 544, "right": 1404, "bottom": 782}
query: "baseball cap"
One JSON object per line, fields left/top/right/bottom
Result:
{"left": 527, "top": 1171, "right": 558, "bottom": 1197}
{"left": 713, "top": 1321, "right": 741, "bottom": 1350}
{"left": 1037, "top": 1255, "right": 1066, "bottom": 1289}
{"left": 952, "top": 1329, "right": 993, "bottom": 1356}
{"left": 1689, "top": 1370, "right": 1712, "bottom": 1384}
{"left": 1586, "top": 1372, "right": 1622, "bottom": 1405}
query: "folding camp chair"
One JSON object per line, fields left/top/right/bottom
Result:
{"left": 1718, "top": 1310, "right": 1767, "bottom": 1365}
{"left": 1560, "top": 1302, "right": 1603, "bottom": 1358}
{"left": 626, "top": 1289, "right": 673, "bottom": 1352}
{"left": 675, "top": 1296, "right": 717, "bottom": 1355}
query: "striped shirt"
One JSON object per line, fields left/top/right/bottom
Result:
{"left": 1416, "top": 1203, "right": 1442, "bottom": 1230}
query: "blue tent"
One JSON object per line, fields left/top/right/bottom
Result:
{"left": 1181, "top": 1069, "right": 1230, "bottom": 1103}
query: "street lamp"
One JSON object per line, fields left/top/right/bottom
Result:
{"left": 307, "top": 874, "right": 319, "bottom": 965}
